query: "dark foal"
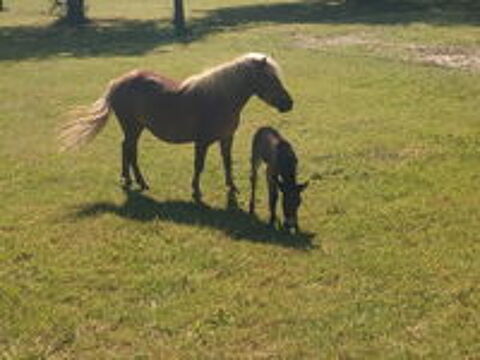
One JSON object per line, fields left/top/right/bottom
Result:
{"left": 249, "top": 127, "right": 308, "bottom": 232}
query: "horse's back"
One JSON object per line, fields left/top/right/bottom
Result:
{"left": 113, "top": 70, "right": 179, "bottom": 99}
{"left": 110, "top": 70, "right": 200, "bottom": 142}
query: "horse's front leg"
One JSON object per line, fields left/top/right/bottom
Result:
{"left": 219, "top": 135, "right": 238, "bottom": 194}
{"left": 192, "top": 141, "right": 210, "bottom": 203}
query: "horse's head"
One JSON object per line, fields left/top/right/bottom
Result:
{"left": 248, "top": 55, "right": 293, "bottom": 113}
{"left": 277, "top": 180, "right": 309, "bottom": 232}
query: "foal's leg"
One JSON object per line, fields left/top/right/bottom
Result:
{"left": 267, "top": 168, "right": 279, "bottom": 226}
{"left": 192, "top": 141, "right": 210, "bottom": 203}
{"left": 219, "top": 135, "right": 238, "bottom": 193}
{"left": 249, "top": 155, "right": 260, "bottom": 214}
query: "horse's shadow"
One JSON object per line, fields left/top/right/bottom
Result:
{"left": 73, "top": 189, "right": 314, "bottom": 250}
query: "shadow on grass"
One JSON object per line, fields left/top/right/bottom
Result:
{"left": 73, "top": 189, "right": 315, "bottom": 250}
{"left": 200, "top": 1, "right": 479, "bottom": 28}
{"left": 0, "top": 1, "right": 478, "bottom": 61}
{"left": 0, "top": 19, "right": 175, "bottom": 61}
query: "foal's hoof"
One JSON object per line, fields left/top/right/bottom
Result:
{"left": 138, "top": 183, "right": 150, "bottom": 192}
{"left": 284, "top": 226, "right": 299, "bottom": 235}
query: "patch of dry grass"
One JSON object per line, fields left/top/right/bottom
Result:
{"left": 292, "top": 30, "right": 480, "bottom": 71}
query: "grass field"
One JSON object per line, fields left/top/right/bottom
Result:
{"left": 1, "top": 1, "right": 480, "bottom": 358}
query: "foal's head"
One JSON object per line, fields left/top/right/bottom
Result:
{"left": 277, "top": 180, "right": 309, "bottom": 232}
{"left": 247, "top": 54, "right": 293, "bottom": 113}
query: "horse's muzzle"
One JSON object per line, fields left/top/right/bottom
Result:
{"left": 278, "top": 98, "right": 293, "bottom": 113}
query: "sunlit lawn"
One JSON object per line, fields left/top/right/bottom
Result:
{"left": 1, "top": 1, "right": 479, "bottom": 358}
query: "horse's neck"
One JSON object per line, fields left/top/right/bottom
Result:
{"left": 185, "top": 66, "right": 253, "bottom": 112}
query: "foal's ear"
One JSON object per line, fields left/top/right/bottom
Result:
{"left": 298, "top": 181, "right": 309, "bottom": 192}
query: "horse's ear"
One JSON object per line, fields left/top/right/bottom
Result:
{"left": 298, "top": 181, "right": 309, "bottom": 192}
{"left": 259, "top": 56, "right": 268, "bottom": 67}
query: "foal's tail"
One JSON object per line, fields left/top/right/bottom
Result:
{"left": 58, "top": 82, "right": 116, "bottom": 152}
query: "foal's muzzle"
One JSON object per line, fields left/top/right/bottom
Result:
{"left": 283, "top": 218, "right": 298, "bottom": 233}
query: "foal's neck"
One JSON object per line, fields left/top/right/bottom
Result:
{"left": 276, "top": 140, "right": 297, "bottom": 184}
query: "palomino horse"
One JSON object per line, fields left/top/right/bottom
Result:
{"left": 249, "top": 127, "right": 308, "bottom": 232}
{"left": 60, "top": 53, "right": 293, "bottom": 202}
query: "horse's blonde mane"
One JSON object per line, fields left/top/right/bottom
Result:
{"left": 180, "top": 53, "right": 281, "bottom": 96}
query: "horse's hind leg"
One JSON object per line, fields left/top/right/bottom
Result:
{"left": 118, "top": 114, "right": 148, "bottom": 190}
{"left": 129, "top": 129, "right": 149, "bottom": 191}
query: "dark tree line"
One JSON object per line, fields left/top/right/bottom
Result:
{"left": 49, "top": 0, "right": 479, "bottom": 26}
{"left": 346, "top": 0, "right": 479, "bottom": 8}
{"left": 53, "top": 0, "right": 187, "bottom": 31}
{"left": 173, "top": 0, "right": 186, "bottom": 34}
{"left": 66, "top": 0, "right": 86, "bottom": 24}
{"left": 49, "top": 0, "right": 87, "bottom": 24}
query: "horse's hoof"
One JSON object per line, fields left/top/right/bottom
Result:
{"left": 269, "top": 218, "right": 278, "bottom": 229}
{"left": 120, "top": 178, "right": 132, "bottom": 189}
{"left": 192, "top": 191, "right": 202, "bottom": 203}
{"left": 229, "top": 185, "right": 240, "bottom": 194}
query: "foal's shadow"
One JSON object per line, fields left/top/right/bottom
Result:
{"left": 73, "top": 189, "right": 314, "bottom": 250}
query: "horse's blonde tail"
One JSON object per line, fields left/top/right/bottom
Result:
{"left": 58, "top": 84, "right": 115, "bottom": 152}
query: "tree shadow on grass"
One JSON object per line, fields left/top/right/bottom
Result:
{"left": 0, "top": 19, "right": 176, "bottom": 61}
{"left": 198, "top": 1, "right": 479, "bottom": 29}
{"left": 0, "top": 1, "right": 477, "bottom": 61}
{"left": 73, "top": 189, "right": 315, "bottom": 250}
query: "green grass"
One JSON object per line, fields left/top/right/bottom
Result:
{"left": 1, "top": 1, "right": 480, "bottom": 358}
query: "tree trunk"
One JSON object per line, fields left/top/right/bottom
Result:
{"left": 66, "top": 0, "right": 87, "bottom": 25}
{"left": 0, "top": 0, "right": 3, "bottom": 11}
{"left": 173, "top": 0, "right": 186, "bottom": 35}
